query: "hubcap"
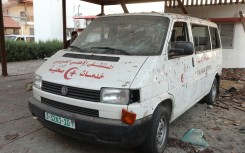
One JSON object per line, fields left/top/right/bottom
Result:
{"left": 211, "top": 81, "right": 217, "bottom": 102}
{"left": 156, "top": 117, "right": 167, "bottom": 149}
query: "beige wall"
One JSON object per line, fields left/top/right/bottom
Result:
{"left": 6, "top": 3, "right": 34, "bottom": 35}
{"left": 5, "top": 29, "right": 20, "bottom": 35}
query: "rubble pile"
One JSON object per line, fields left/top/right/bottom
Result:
{"left": 214, "top": 80, "right": 245, "bottom": 112}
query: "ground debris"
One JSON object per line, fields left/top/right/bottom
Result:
{"left": 232, "top": 120, "right": 241, "bottom": 126}
{"left": 221, "top": 94, "right": 231, "bottom": 97}
{"left": 167, "top": 138, "right": 213, "bottom": 153}
{"left": 232, "top": 99, "right": 242, "bottom": 103}
{"left": 214, "top": 80, "right": 245, "bottom": 112}
{"left": 239, "top": 127, "right": 245, "bottom": 134}
{"left": 210, "top": 113, "right": 242, "bottom": 126}
{"left": 207, "top": 105, "right": 213, "bottom": 109}
{"left": 167, "top": 138, "right": 196, "bottom": 153}
{"left": 233, "top": 106, "right": 245, "bottom": 112}
{"left": 213, "top": 103, "right": 229, "bottom": 110}
{"left": 25, "top": 82, "right": 33, "bottom": 91}
{"left": 237, "top": 80, "right": 244, "bottom": 84}
{"left": 210, "top": 127, "right": 222, "bottom": 131}
{"left": 4, "top": 133, "right": 19, "bottom": 140}
{"left": 196, "top": 148, "right": 214, "bottom": 153}
{"left": 226, "top": 87, "right": 237, "bottom": 93}
{"left": 181, "top": 129, "right": 209, "bottom": 147}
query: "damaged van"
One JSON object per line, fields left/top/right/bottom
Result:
{"left": 29, "top": 13, "right": 222, "bottom": 153}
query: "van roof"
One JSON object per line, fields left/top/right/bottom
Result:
{"left": 99, "top": 13, "right": 218, "bottom": 27}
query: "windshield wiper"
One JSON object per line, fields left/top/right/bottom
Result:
{"left": 91, "top": 47, "right": 131, "bottom": 55}
{"left": 68, "top": 45, "right": 84, "bottom": 52}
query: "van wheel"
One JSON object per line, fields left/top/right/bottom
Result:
{"left": 204, "top": 78, "right": 218, "bottom": 105}
{"left": 143, "top": 106, "right": 170, "bottom": 153}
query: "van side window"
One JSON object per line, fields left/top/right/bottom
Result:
{"left": 191, "top": 24, "right": 211, "bottom": 52}
{"left": 209, "top": 27, "right": 221, "bottom": 49}
{"left": 171, "top": 22, "right": 189, "bottom": 44}
{"left": 169, "top": 22, "right": 193, "bottom": 58}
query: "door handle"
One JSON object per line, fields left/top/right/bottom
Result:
{"left": 192, "top": 57, "right": 195, "bottom": 67}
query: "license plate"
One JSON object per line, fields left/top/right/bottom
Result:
{"left": 45, "top": 112, "right": 75, "bottom": 129}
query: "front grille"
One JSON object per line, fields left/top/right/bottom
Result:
{"left": 41, "top": 97, "right": 99, "bottom": 117}
{"left": 42, "top": 81, "right": 100, "bottom": 102}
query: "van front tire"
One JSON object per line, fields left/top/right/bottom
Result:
{"left": 204, "top": 78, "right": 218, "bottom": 105}
{"left": 143, "top": 106, "right": 170, "bottom": 153}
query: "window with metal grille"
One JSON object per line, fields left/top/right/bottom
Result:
{"left": 20, "top": 11, "right": 26, "bottom": 21}
{"left": 217, "top": 23, "right": 234, "bottom": 49}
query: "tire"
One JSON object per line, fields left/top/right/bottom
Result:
{"left": 204, "top": 78, "right": 218, "bottom": 105}
{"left": 143, "top": 106, "right": 170, "bottom": 153}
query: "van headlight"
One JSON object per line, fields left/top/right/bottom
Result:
{"left": 33, "top": 74, "right": 42, "bottom": 89}
{"left": 100, "top": 88, "right": 130, "bottom": 105}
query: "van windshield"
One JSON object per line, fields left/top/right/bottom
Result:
{"left": 71, "top": 16, "right": 170, "bottom": 56}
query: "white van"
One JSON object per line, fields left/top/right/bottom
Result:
{"left": 5, "top": 35, "right": 35, "bottom": 42}
{"left": 29, "top": 13, "right": 222, "bottom": 153}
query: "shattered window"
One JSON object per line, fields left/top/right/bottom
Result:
{"left": 171, "top": 22, "right": 189, "bottom": 42}
{"left": 72, "top": 15, "right": 170, "bottom": 56}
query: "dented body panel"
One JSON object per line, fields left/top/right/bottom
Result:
{"left": 29, "top": 13, "right": 222, "bottom": 146}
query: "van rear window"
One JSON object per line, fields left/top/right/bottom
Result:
{"left": 209, "top": 27, "right": 221, "bottom": 49}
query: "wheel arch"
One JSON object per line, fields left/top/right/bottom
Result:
{"left": 156, "top": 98, "right": 174, "bottom": 122}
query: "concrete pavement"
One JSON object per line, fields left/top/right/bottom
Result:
{"left": 0, "top": 60, "right": 44, "bottom": 76}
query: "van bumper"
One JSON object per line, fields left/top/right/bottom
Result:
{"left": 28, "top": 97, "right": 151, "bottom": 147}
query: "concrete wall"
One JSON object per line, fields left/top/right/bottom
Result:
{"left": 34, "top": 0, "right": 100, "bottom": 41}
{"left": 165, "top": 4, "right": 245, "bottom": 69}
{"left": 34, "top": 0, "right": 164, "bottom": 41}
{"left": 34, "top": 0, "right": 62, "bottom": 41}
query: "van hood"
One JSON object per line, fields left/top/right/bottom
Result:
{"left": 36, "top": 50, "right": 148, "bottom": 90}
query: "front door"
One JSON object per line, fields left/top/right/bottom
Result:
{"left": 166, "top": 21, "right": 196, "bottom": 119}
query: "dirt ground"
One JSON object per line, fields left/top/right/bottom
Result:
{"left": 166, "top": 80, "right": 245, "bottom": 153}
{"left": 0, "top": 60, "right": 244, "bottom": 153}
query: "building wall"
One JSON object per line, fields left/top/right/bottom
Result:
{"left": 34, "top": 0, "right": 100, "bottom": 41}
{"left": 34, "top": 0, "right": 62, "bottom": 41}
{"left": 7, "top": 4, "right": 25, "bottom": 16}
{"left": 34, "top": 0, "right": 164, "bottom": 41}
{"left": 2, "top": 0, "right": 8, "bottom": 4}
{"left": 5, "top": 29, "right": 19, "bottom": 35}
{"left": 222, "top": 68, "right": 245, "bottom": 81}
{"left": 6, "top": 3, "right": 34, "bottom": 35}
{"left": 165, "top": 4, "right": 245, "bottom": 69}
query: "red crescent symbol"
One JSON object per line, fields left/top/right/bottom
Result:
{"left": 64, "top": 67, "right": 78, "bottom": 80}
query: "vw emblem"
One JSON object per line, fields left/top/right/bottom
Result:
{"left": 61, "top": 86, "right": 68, "bottom": 95}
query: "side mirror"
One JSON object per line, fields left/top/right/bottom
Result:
{"left": 169, "top": 41, "right": 194, "bottom": 58}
